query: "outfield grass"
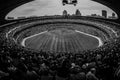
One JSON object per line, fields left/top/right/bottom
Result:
{"left": 25, "top": 28, "right": 99, "bottom": 53}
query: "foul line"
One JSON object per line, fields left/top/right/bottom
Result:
{"left": 75, "top": 30, "right": 103, "bottom": 47}
{"left": 21, "top": 31, "right": 48, "bottom": 47}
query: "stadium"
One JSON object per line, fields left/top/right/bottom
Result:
{"left": 0, "top": 0, "right": 120, "bottom": 80}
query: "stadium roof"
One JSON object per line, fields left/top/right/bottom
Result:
{"left": 0, "top": 0, "right": 120, "bottom": 25}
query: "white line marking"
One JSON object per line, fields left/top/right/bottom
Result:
{"left": 21, "top": 31, "right": 48, "bottom": 47}
{"left": 75, "top": 30, "right": 103, "bottom": 47}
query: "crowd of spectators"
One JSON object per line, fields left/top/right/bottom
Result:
{"left": 0, "top": 16, "right": 120, "bottom": 80}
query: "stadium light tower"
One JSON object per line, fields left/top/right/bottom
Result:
{"left": 62, "top": 0, "right": 78, "bottom": 6}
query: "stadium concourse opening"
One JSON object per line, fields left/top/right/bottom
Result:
{"left": 6, "top": 0, "right": 118, "bottom": 20}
